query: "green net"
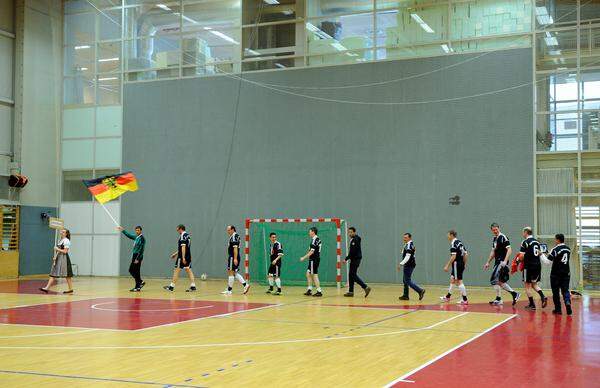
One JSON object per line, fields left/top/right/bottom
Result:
{"left": 248, "top": 221, "right": 343, "bottom": 287}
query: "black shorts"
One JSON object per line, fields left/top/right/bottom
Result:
{"left": 227, "top": 256, "right": 240, "bottom": 271}
{"left": 175, "top": 257, "right": 191, "bottom": 269}
{"left": 451, "top": 261, "right": 465, "bottom": 280}
{"left": 307, "top": 258, "right": 320, "bottom": 274}
{"left": 268, "top": 262, "right": 282, "bottom": 277}
{"left": 490, "top": 262, "right": 509, "bottom": 285}
{"left": 523, "top": 265, "right": 541, "bottom": 283}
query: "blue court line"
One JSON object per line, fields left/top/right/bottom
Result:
{"left": 0, "top": 369, "right": 206, "bottom": 387}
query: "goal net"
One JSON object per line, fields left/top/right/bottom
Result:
{"left": 244, "top": 218, "right": 347, "bottom": 288}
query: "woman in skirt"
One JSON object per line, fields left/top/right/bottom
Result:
{"left": 40, "top": 229, "right": 74, "bottom": 294}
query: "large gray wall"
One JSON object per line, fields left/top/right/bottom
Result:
{"left": 122, "top": 48, "right": 533, "bottom": 287}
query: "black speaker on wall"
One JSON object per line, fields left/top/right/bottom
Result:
{"left": 8, "top": 174, "right": 28, "bottom": 188}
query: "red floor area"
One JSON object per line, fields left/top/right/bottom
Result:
{"left": 0, "top": 279, "right": 60, "bottom": 295}
{"left": 0, "top": 298, "right": 273, "bottom": 330}
{"left": 389, "top": 296, "right": 600, "bottom": 387}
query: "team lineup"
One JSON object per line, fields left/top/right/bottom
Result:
{"left": 112, "top": 221, "right": 573, "bottom": 315}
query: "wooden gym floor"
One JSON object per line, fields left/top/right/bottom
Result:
{"left": 0, "top": 277, "right": 598, "bottom": 387}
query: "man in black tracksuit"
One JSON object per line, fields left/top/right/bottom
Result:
{"left": 545, "top": 233, "right": 573, "bottom": 315}
{"left": 344, "top": 227, "right": 371, "bottom": 297}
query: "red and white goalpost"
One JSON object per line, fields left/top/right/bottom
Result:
{"left": 244, "top": 217, "right": 347, "bottom": 289}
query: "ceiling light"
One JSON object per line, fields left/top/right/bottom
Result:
{"left": 441, "top": 44, "right": 453, "bottom": 53}
{"left": 157, "top": 4, "right": 171, "bottom": 11}
{"left": 98, "top": 77, "right": 118, "bottom": 81}
{"left": 410, "top": 13, "right": 434, "bottom": 33}
{"left": 74, "top": 45, "right": 91, "bottom": 50}
{"left": 209, "top": 30, "right": 239, "bottom": 44}
{"left": 274, "top": 63, "right": 286, "bottom": 68}
{"left": 535, "top": 6, "right": 554, "bottom": 26}
{"left": 331, "top": 42, "right": 347, "bottom": 51}
{"left": 98, "top": 57, "right": 119, "bottom": 62}
{"left": 264, "top": 0, "right": 280, "bottom": 4}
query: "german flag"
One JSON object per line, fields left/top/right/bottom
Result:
{"left": 83, "top": 172, "right": 139, "bottom": 204}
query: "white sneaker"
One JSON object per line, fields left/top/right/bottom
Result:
{"left": 440, "top": 296, "right": 450, "bottom": 302}
{"left": 492, "top": 299, "right": 503, "bottom": 306}
{"left": 457, "top": 299, "right": 469, "bottom": 305}
{"left": 221, "top": 290, "right": 232, "bottom": 295}
{"left": 243, "top": 284, "right": 250, "bottom": 294}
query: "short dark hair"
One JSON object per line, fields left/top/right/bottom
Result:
{"left": 309, "top": 226, "right": 318, "bottom": 234}
{"left": 404, "top": 232, "right": 411, "bottom": 238}
{"left": 448, "top": 229, "right": 457, "bottom": 237}
{"left": 523, "top": 226, "right": 533, "bottom": 235}
{"left": 269, "top": 232, "right": 276, "bottom": 237}
{"left": 135, "top": 225, "right": 142, "bottom": 231}
{"left": 349, "top": 227, "right": 356, "bottom": 232}
{"left": 555, "top": 233, "right": 565, "bottom": 243}
{"left": 229, "top": 225, "right": 236, "bottom": 232}
{"left": 177, "top": 224, "right": 186, "bottom": 231}
{"left": 490, "top": 222, "right": 500, "bottom": 229}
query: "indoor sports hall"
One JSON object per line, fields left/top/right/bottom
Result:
{"left": 0, "top": 0, "right": 599, "bottom": 387}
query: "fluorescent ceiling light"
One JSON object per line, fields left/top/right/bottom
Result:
{"left": 98, "top": 57, "right": 119, "bottom": 62}
{"left": 535, "top": 6, "right": 554, "bottom": 26}
{"left": 331, "top": 42, "right": 347, "bottom": 51}
{"left": 274, "top": 63, "right": 286, "bottom": 68}
{"left": 282, "top": 10, "right": 294, "bottom": 15}
{"left": 98, "top": 77, "right": 118, "bottom": 81}
{"left": 264, "top": 0, "right": 280, "bottom": 4}
{"left": 74, "top": 45, "right": 90, "bottom": 50}
{"left": 209, "top": 30, "right": 239, "bottom": 44}
{"left": 157, "top": 4, "right": 171, "bottom": 11}
{"left": 410, "top": 13, "right": 434, "bottom": 33}
{"left": 345, "top": 52, "right": 359, "bottom": 57}
{"left": 306, "top": 22, "right": 333, "bottom": 39}
{"left": 79, "top": 67, "right": 88, "bottom": 71}
{"left": 441, "top": 44, "right": 453, "bottom": 53}
{"left": 182, "top": 15, "right": 198, "bottom": 24}
{"left": 244, "top": 48, "right": 260, "bottom": 56}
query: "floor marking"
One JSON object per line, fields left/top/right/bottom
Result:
{"left": 0, "top": 328, "right": 98, "bottom": 339}
{"left": 90, "top": 301, "right": 215, "bottom": 312}
{"left": 0, "top": 312, "right": 470, "bottom": 350}
{"left": 0, "top": 322, "right": 123, "bottom": 332}
{"left": 0, "top": 369, "right": 206, "bottom": 387}
{"left": 383, "top": 313, "right": 517, "bottom": 387}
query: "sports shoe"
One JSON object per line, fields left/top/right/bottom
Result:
{"left": 129, "top": 287, "right": 140, "bottom": 292}
{"left": 185, "top": 286, "right": 197, "bottom": 292}
{"left": 39, "top": 288, "right": 49, "bottom": 293}
{"left": 512, "top": 292, "right": 521, "bottom": 306}
{"left": 221, "top": 289, "right": 232, "bottom": 295}
{"left": 274, "top": 290, "right": 281, "bottom": 295}
{"left": 140, "top": 281, "right": 146, "bottom": 289}
{"left": 304, "top": 290, "right": 312, "bottom": 296}
{"left": 541, "top": 297, "right": 548, "bottom": 308}
{"left": 399, "top": 295, "right": 409, "bottom": 301}
{"left": 418, "top": 289, "right": 426, "bottom": 301}
{"left": 364, "top": 286, "right": 371, "bottom": 298}
{"left": 313, "top": 291, "right": 323, "bottom": 297}
{"left": 552, "top": 309, "right": 562, "bottom": 315}
{"left": 490, "top": 299, "right": 503, "bottom": 306}
{"left": 266, "top": 289, "right": 272, "bottom": 294}
{"left": 344, "top": 292, "right": 354, "bottom": 297}
{"left": 243, "top": 284, "right": 251, "bottom": 295}
{"left": 163, "top": 285, "right": 174, "bottom": 292}
{"left": 524, "top": 304, "right": 536, "bottom": 311}
{"left": 457, "top": 299, "right": 468, "bottom": 305}
{"left": 440, "top": 296, "right": 450, "bottom": 302}
{"left": 566, "top": 304, "right": 573, "bottom": 315}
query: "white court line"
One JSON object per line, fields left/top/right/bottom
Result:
{"left": 0, "top": 311, "right": 469, "bottom": 350}
{"left": 0, "top": 328, "right": 98, "bottom": 339}
{"left": 0, "top": 322, "right": 123, "bottom": 332}
{"left": 90, "top": 301, "right": 215, "bottom": 312}
{"left": 383, "top": 313, "right": 517, "bottom": 387}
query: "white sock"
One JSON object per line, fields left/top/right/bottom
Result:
{"left": 458, "top": 284, "right": 467, "bottom": 296}
{"left": 227, "top": 276, "right": 234, "bottom": 289}
{"left": 235, "top": 272, "right": 246, "bottom": 285}
{"left": 170, "top": 282, "right": 175, "bottom": 288}
{"left": 275, "top": 278, "right": 281, "bottom": 288}
{"left": 501, "top": 283, "right": 514, "bottom": 293}
{"left": 307, "top": 286, "right": 312, "bottom": 290}
{"left": 268, "top": 278, "right": 274, "bottom": 287}
{"left": 190, "top": 282, "right": 195, "bottom": 287}
{"left": 317, "top": 287, "right": 322, "bottom": 292}
{"left": 494, "top": 284, "right": 501, "bottom": 297}
{"left": 448, "top": 284, "right": 454, "bottom": 295}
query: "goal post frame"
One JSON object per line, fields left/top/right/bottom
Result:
{"left": 244, "top": 217, "right": 346, "bottom": 289}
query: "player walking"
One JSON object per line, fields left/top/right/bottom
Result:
{"left": 300, "top": 227, "right": 323, "bottom": 297}
{"left": 343, "top": 227, "right": 371, "bottom": 298}
{"left": 516, "top": 227, "right": 547, "bottom": 310}
{"left": 398, "top": 233, "right": 426, "bottom": 301}
{"left": 484, "top": 223, "right": 520, "bottom": 306}
{"left": 222, "top": 225, "right": 250, "bottom": 295}
{"left": 266, "top": 232, "right": 284, "bottom": 295}
{"left": 440, "top": 230, "right": 468, "bottom": 305}
{"left": 544, "top": 233, "right": 573, "bottom": 315}
{"left": 163, "top": 224, "right": 197, "bottom": 292}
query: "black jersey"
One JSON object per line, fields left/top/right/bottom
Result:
{"left": 450, "top": 238, "right": 467, "bottom": 264}
{"left": 402, "top": 241, "right": 416, "bottom": 267}
{"left": 547, "top": 243, "right": 571, "bottom": 278}
{"left": 310, "top": 236, "right": 321, "bottom": 260}
{"left": 228, "top": 232, "right": 241, "bottom": 259}
{"left": 347, "top": 235, "right": 362, "bottom": 260}
{"left": 270, "top": 241, "right": 283, "bottom": 261}
{"left": 178, "top": 232, "right": 191, "bottom": 260}
{"left": 519, "top": 236, "right": 541, "bottom": 267}
{"left": 492, "top": 233, "right": 510, "bottom": 264}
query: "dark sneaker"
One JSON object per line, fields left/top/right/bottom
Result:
{"left": 364, "top": 286, "right": 371, "bottom": 298}
{"left": 163, "top": 285, "right": 174, "bottom": 292}
{"left": 418, "top": 289, "right": 426, "bottom": 301}
{"left": 185, "top": 286, "right": 197, "bottom": 292}
{"left": 63, "top": 290, "right": 74, "bottom": 294}
{"left": 129, "top": 287, "right": 140, "bottom": 292}
{"left": 512, "top": 292, "right": 521, "bottom": 306}
{"left": 140, "top": 281, "right": 146, "bottom": 289}
{"left": 524, "top": 304, "right": 536, "bottom": 311}
{"left": 313, "top": 291, "right": 323, "bottom": 297}
{"left": 541, "top": 297, "right": 548, "bottom": 308}
{"left": 552, "top": 309, "right": 562, "bottom": 315}
{"left": 399, "top": 295, "right": 409, "bottom": 301}
{"left": 566, "top": 304, "right": 573, "bottom": 315}
{"left": 303, "top": 290, "right": 312, "bottom": 296}
{"left": 343, "top": 292, "right": 354, "bottom": 297}
{"left": 39, "top": 288, "right": 49, "bottom": 293}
